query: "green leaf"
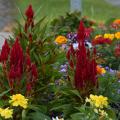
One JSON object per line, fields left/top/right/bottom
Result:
{"left": 69, "top": 90, "right": 82, "bottom": 100}
{"left": 22, "top": 109, "right": 28, "bottom": 120}
{"left": 27, "top": 112, "right": 51, "bottom": 120}
{"left": 0, "top": 89, "right": 11, "bottom": 98}
{"left": 70, "top": 113, "right": 85, "bottom": 120}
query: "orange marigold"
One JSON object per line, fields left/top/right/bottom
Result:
{"left": 113, "top": 19, "right": 120, "bottom": 25}
{"left": 55, "top": 36, "right": 67, "bottom": 45}
{"left": 96, "top": 65, "right": 106, "bottom": 75}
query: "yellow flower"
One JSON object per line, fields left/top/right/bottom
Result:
{"left": 115, "top": 32, "right": 120, "bottom": 39}
{"left": 96, "top": 65, "right": 106, "bottom": 75}
{"left": 9, "top": 94, "right": 28, "bottom": 109}
{"left": 104, "top": 33, "right": 114, "bottom": 40}
{"left": 95, "top": 35, "right": 102, "bottom": 39}
{"left": 0, "top": 107, "right": 13, "bottom": 119}
{"left": 0, "top": 108, "right": 3, "bottom": 112}
{"left": 55, "top": 36, "right": 67, "bottom": 45}
{"left": 89, "top": 94, "right": 108, "bottom": 109}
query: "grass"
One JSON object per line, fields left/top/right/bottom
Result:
{"left": 16, "top": 0, "right": 120, "bottom": 22}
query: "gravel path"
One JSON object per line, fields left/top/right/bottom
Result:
{"left": 0, "top": 32, "right": 12, "bottom": 49}
{"left": 106, "top": 0, "right": 120, "bottom": 6}
{"left": 0, "top": 0, "right": 15, "bottom": 30}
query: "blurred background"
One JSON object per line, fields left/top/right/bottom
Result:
{"left": 1, "top": 0, "right": 120, "bottom": 31}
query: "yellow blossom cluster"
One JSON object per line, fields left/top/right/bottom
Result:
{"left": 0, "top": 94, "right": 28, "bottom": 119}
{"left": 104, "top": 33, "right": 114, "bottom": 40}
{"left": 95, "top": 32, "right": 120, "bottom": 40}
{"left": 86, "top": 94, "right": 108, "bottom": 117}
{"left": 55, "top": 35, "right": 67, "bottom": 45}
{"left": 0, "top": 107, "right": 13, "bottom": 119}
{"left": 114, "top": 32, "right": 120, "bottom": 39}
{"left": 88, "top": 94, "right": 108, "bottom": 108}
{"left": 9, "top": 94, "right": 28, "bottom": 109}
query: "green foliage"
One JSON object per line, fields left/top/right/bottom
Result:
{"left": 22, "top": 105, "right": 51, "bottom": 120}
{"left": 50, "top": 12, "right": 81, "bottom": 35}
{"left": 98, "top": 72, "right": 120, "bottom": 104}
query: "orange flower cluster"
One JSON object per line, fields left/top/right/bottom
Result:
{"left": 113, "top": 19, "right": 120, "bottom": 25}
{"left": 96, "top": 65, "right": 106, "bottom": 75}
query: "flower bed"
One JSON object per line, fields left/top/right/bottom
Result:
{"left": 0, "top": 5, "right": 120, "bottom": 120}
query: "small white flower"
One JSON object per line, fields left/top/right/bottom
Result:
{"left": 52, "top": 116, "right": 64, "bottom": 120}
{"left": 85, "top": 41, "right": 92, "bottom": 48}
{"left": 73, "top": 43, "right": 78, "bottom": 49}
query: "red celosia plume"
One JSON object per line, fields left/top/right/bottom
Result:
{"left": 24, "top": 4, "right": 34, "bottom": 32}
{"left": 114, "top": 44, "right": 120, "bottom": 57}
{"left": 67, "top": 21, "right": 97, "bottom": 90}
{"left": 0, "top": 40, "right": 10, "bottom": 62}
{"left": 10, "top": 37, "right": 24, "bottom": 75}
{"left": 25, "top": 4, "right": 34, "bottom": 20}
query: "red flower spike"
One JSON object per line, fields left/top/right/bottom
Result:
{"left": 26, "top": 83, "right": 32, "bottom": 92}
{"left": 114, "top": 44, "right": 120, "bottom": 57}
{"left": 9, "top": 65, "right": 16, "bottom": 80}
{"left": 67, "top": 21, "right": 97, "bottom": 90}
{"left": 70, "top": 44, "right": 75, "bottom": 56}
{"left": 66, "top": 49, "right": 71, "bottom": 60}
{"left": 77, "top": 21, "right": 85, "bottom": 42}
{"left": 85, "top": 28, "right": 93, "bottom": 38}
{"left": 25, "top": 4, "right": 34, "bottom": 20}
{"left": 26, "top": 54, "right": 31, "bottom": 68}
{"left": 10, "top": 37, "right": 24, "bottom": 81}
{"left": 69, "top": 60, "right": 74, "bottom": 69}
{"left": 31, "top": 64, "right": 38, "bottom": 79}
{"left": 0, "top": 40, "right": 10, "bottom": 62}
{"left": 29, "top": 33, "right": 32, "bottom": 43}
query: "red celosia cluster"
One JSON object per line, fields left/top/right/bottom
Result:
{"left": 0, "top": 40, "right": 10, "bottom": 63}
{"left": 92, "top": 37, "right": 112, "bottom": 45}
{"left": 24, "top": 4, "right": 34, "bottom": 32}
{"left": 9, "top": 37, "right": 24, "bottom": 80}
{"left": 114, "top": 44, "right": 120, "bottom": 57}
{"left": 67, "top": 21, "right": 97, "bottom": 90}
{"left": 0, "top": 38, "right": 38, "bottom": 95}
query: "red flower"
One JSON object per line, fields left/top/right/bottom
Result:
{"left": 25, "top": 4, "right": 34, "bottom": 20}
{"left": 92, "top": 37, "right": 112, "bottom": 45}
{"left": 10, "top": 37, "right": 24, "bottom": 80}
{"left": 29, "top": 33, "right": 32, "bottom": 43}
{"left": 69, "top": 60, "right": 74, "bottom": 69}
{"left": 85, "top": 27, "right": 93, "bottom": 38}
{"left": 77, "top": 21, "right": 85, "bottom": 42}
{"left": 26, "top": 54, "right": 31, "bottom": 68}
{"left": 67, "top": 21, "right": 97, "bottom": 89}
{"left": 114, "top": 44, "right": 120, "bottom": 57}
{"left": 0, "top": 40, "right": 10, "bottom": 62}
{"left": 9, "top": 65, "right": 16, "bottom": 80}
{"left": 26, "top": 83, "right": 32, "bottom": 92}
{"left": 24, "top": 5, "right": 34, "bottom": 32}
{"left": 31, "top": 64, "right": 38, "bottom": 79}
